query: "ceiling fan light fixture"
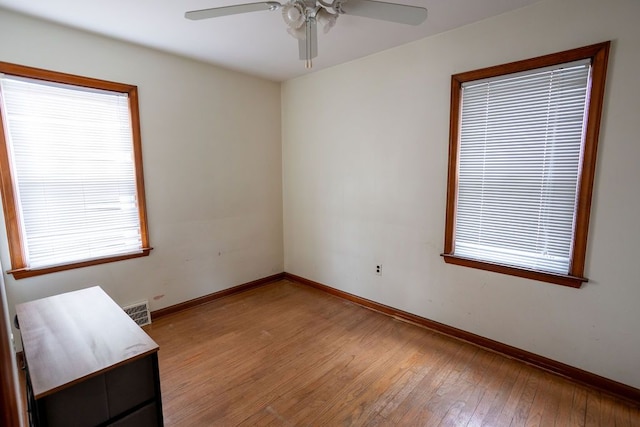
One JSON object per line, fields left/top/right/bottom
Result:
{"left": 316, "top": 7, "right": 338, "bottom": 33}
{"left": 287, "top": 25, "right": 307, "bottom": 40}
{"left": 285, "top": 6, "right": 302, "bottom": 22}
{"left": 282, "top": 1, "right": 305, "bottom": 28}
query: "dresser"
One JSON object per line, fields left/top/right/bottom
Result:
{"left": 16, "top": 286, "right": 163, "bottom": 427}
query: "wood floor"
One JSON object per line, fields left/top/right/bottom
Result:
{"left": 145, "top": 279, "right": 639, "bottom": 426}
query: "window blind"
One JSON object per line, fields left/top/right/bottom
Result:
{"left": 454, "top": 60, "right": 591, "bottom": 274}
{"left": 0, "top": 74, "right": 143, "bottom": 269}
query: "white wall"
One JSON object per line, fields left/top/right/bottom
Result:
{"left": 0, "top": 10, "right": 283, "bottom": 317}
{"left": 283, "top": 0, "right": 640, "bottom": 387}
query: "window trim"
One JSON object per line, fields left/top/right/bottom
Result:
{"left": 442, "top": 42, "right": 610, "bottom": 288}
{"left": 0, "top": 62, "right": 151, "bottom": 279}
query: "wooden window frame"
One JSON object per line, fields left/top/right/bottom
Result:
{"left": 442, "top": 42, "right": 610, "bottom": 288}
{"left": 0, "top": 62, "right": 151, "bottom": 279}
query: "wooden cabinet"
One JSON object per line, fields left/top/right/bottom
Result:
{"left": 16, "top": 286, "right": 163, "bottom": 427}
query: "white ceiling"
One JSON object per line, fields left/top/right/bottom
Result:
{"left": 0, "top": 0, "right": 541, "bottom": 82}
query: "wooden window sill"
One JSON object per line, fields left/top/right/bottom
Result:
{"left": 7, "top": 248, "right": 153, "bottom": 280}
{"left": 441, "top": 253, "right": 587, "bottom": 288}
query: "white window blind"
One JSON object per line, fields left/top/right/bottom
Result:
{"left": 0, "top": 74, "right": 143, "bottom": 269}
{"left": 454, "top": 60, "right": 591, "bottom": 274}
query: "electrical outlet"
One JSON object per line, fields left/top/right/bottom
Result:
{"left": 375, "top": 264, "right": 382, "bottom": 276}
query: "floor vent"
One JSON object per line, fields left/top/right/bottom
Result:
{"left": 122, "top": 301, "right": 151, "bottom": 327}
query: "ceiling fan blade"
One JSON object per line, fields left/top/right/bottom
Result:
{"left": 339, "top": 0, "right": 427, "bottom": 25}
{"left": 298, "top": 19, "right": 318, "bottom": 68}
{"left": 185, "top": 2, "right": 281, "bottom": 20}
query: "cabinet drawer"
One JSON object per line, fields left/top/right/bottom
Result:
{"left": 106, "top": 355, "right": 156, "bottom": 417}
{"left": 40, "top": 374, "right": 109, "bottom": 427}
{"left": 108, "top": 402, "right": 158, "bottom": 427}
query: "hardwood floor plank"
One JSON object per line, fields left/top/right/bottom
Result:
{"left": 383, "top": 335, "right": 469, "bottom": 425}
{"left": 349, "top": 350, "right": 428, "bottom": 424}
{"left": 465, "top": 356, "right": 516, "bottom": 426}
{"left": 488, "top": 367, "right": 531, "bottom": 427}
{"left": 613, "top": 402, "right": 633, "bottom": 427}
{"left": 525, "top": 373, "right": 553, "bottom": 427}
{"left": 453, "top": 353, "right": 507, "bottom": 426}
{"left": 508, "top": 371, "right": 540, "bottom": 426}
{"left": 584, "top": 390, "right": 603, "bottom": 427}
{"left": 396, "top": 339, "right": 483, "bottom": 424}
{"left": 437, "top": 350, "right": 504, "bottom": 426}
{"left": 552, "top": 376, "right": 579, "bottom": 426}
{"left": 627, "top": 405, "right": 640, "bottom": 427}
{"left": 362, "top": 350, "right": 439, "bottom": 425}
{"left": 322, "top": 321, "right": 460, "bottom": 425}
{"left": 570, "top": 386, "right": 588, "bottom": 427}
{"left": 596, "top": 392, "right": 619, "bottom": 427}
{"left": 131, "top": 279, "right": 640, "bottom": 426}
{"left": 312, "top": 342, "right": 417, "bottom": 424}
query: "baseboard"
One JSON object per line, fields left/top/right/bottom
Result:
{"left": 283, "top": 272, "right": 640, "bottom": 406}
{"left": 150, "top": 272, "right": 285, "bottom": 320}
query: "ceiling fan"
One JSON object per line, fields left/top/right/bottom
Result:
{"left": 185, "top": 0, "right": 428, "bottom": 69}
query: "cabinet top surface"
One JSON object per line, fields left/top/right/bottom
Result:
{"left": 16, "top": 286, "right": 158, "bottom": 399}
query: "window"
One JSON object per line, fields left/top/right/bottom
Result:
{"left": 0, "top": 62, "right": 151, "bottom": 279}
{"left": 442, "top": 42, "right": 610, "bottom": 288}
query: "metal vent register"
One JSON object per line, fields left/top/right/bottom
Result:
{"left": 122, "top": 300, "right": 151, "bottom": 326}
